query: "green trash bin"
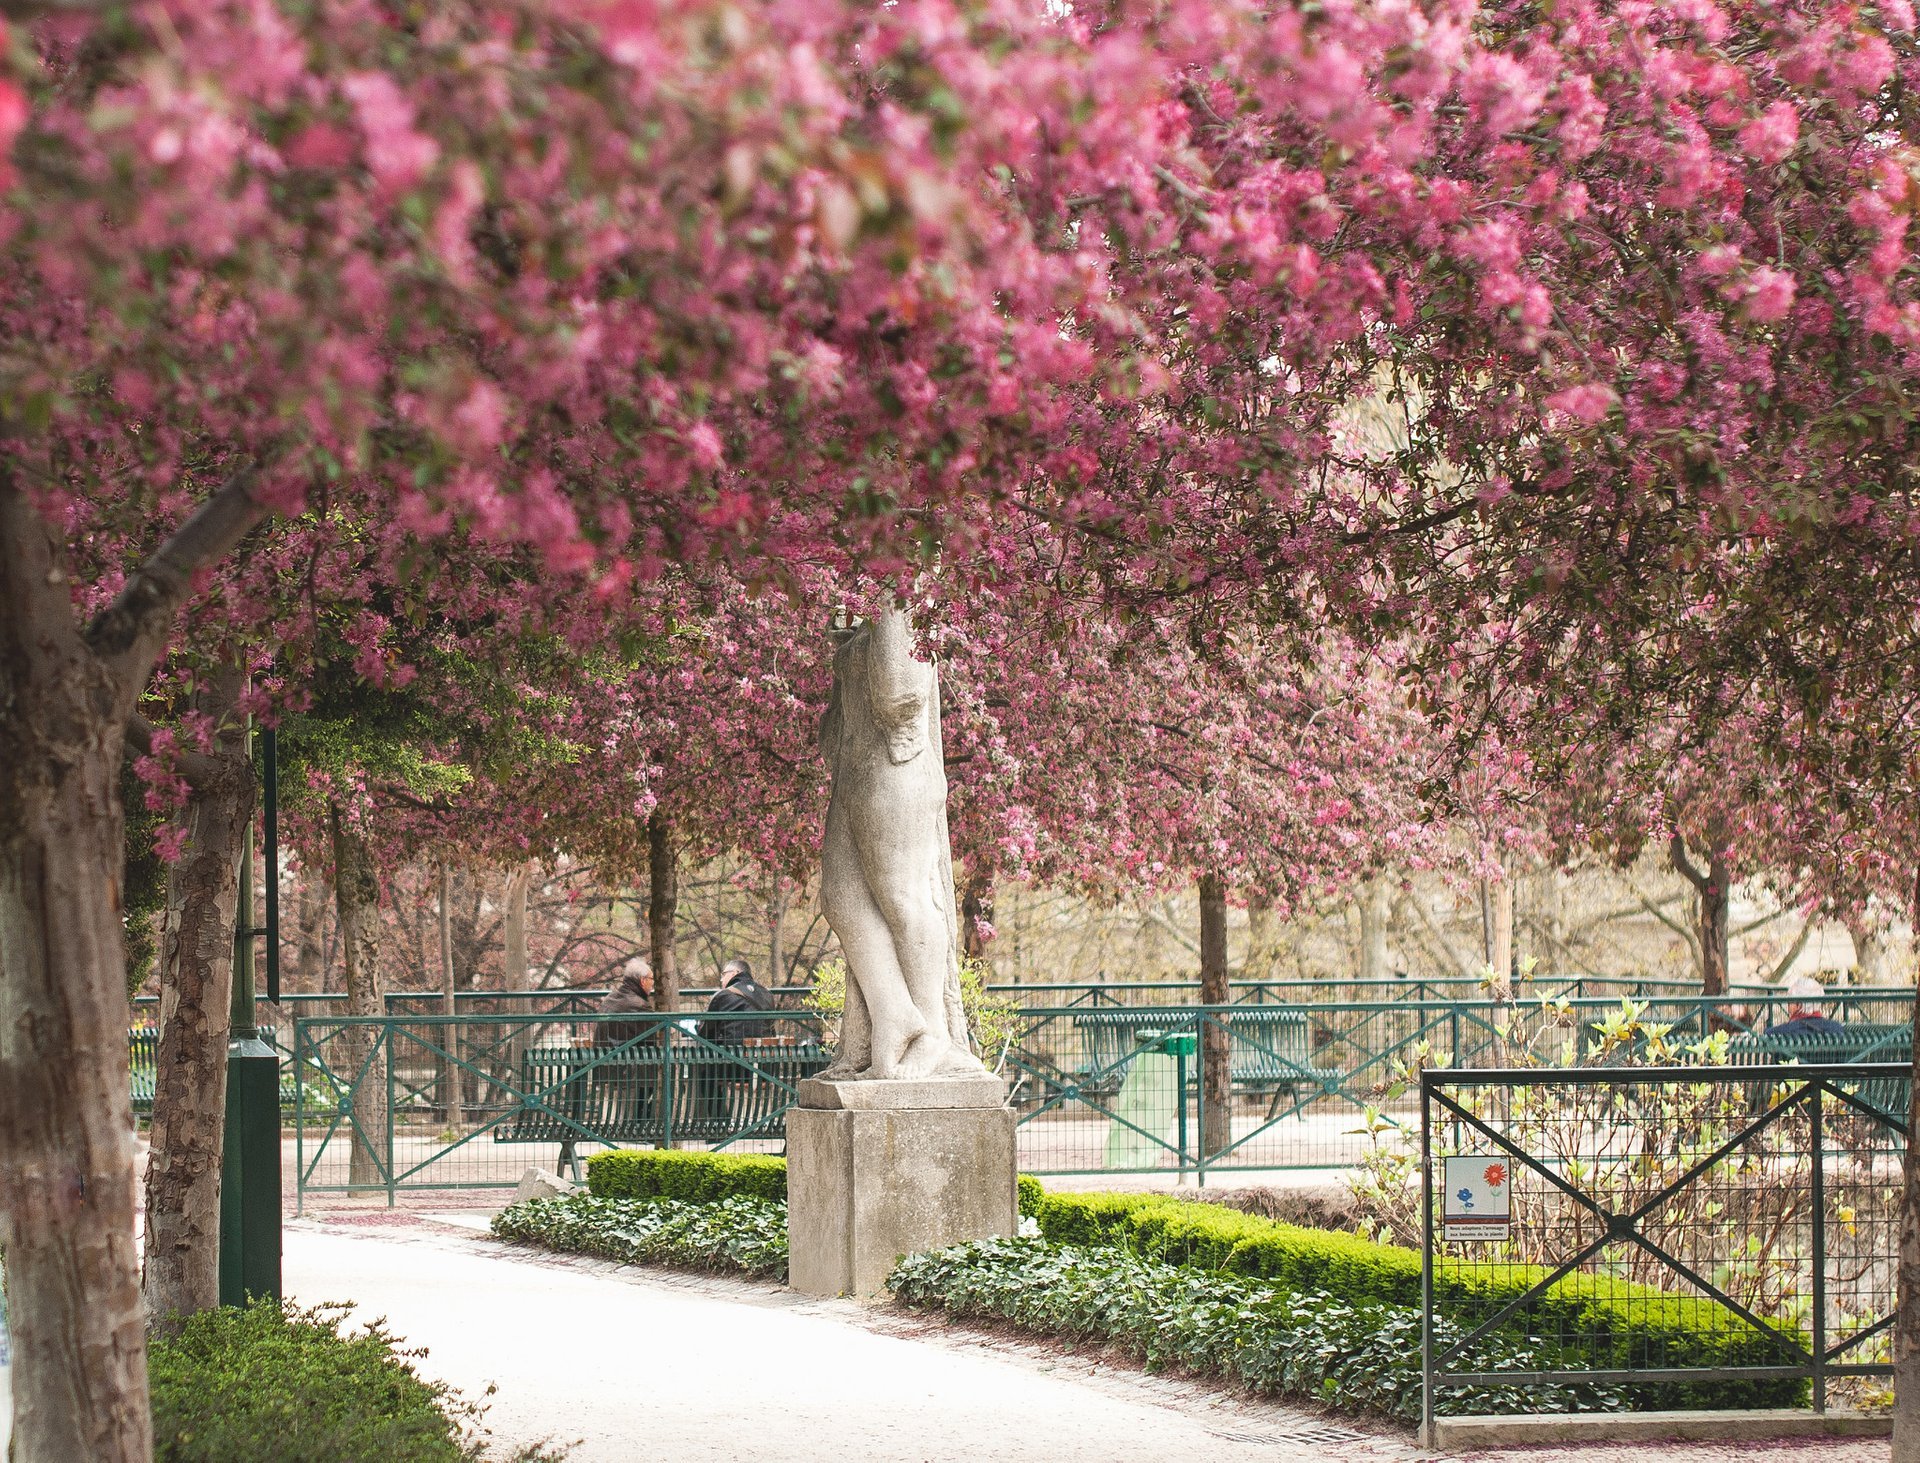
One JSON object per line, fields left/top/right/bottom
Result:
{"left": 1103, "top": 1028, "right": 1187, "bottom": 1169}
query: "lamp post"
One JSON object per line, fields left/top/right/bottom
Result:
{"left": 219, "top": 724, "right": 282, "bottom": 1306}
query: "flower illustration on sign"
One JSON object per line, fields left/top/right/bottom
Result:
{"left": 1456, "top": 1187, "right": 1474, "bottom": 1210}
{"left": 1484, "top": 1162, "right": 1507, "bottom": 1190}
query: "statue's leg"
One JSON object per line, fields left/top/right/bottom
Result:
{"left": 821, "top": 849, "right": 925, "bottom": 1079}
{"left": 821, "top": 973, "right": 871, "bottom": 1079}
{"left": 866, "top": 882, "right": 982, "bottom": 1079}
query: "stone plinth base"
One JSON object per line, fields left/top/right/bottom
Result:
{"left": 786, "top": 1080, "right": 1016, "bottom": 1298}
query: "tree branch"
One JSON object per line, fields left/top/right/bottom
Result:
{"left": 1667, "top": 831, "right": 1709, "bottom": 892}
{"left": 124, "top": 711, "right": 221, "bottom": 789}
{"left": 84, "top": 470, "right": 267, "bottom": 698}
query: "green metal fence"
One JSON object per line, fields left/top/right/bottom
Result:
{"left": 291, "top": 1009, "right": 832, "bottom": 1205}
{"left": 1419, "top": 1064, "right": 1905, "bottom": 1437}
{"left": 268, "top": 990, "right": 1916, "bottom": 1200}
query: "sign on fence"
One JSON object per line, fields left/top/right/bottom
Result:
{"left": 1441, "top": 1155, "right": 1511, "bottom": 1241}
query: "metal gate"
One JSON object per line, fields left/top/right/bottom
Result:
{"left": 1420, "top": 1063, "right": 1907, "bottom": 1436}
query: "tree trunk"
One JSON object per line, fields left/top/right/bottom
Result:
{"left": 504, "top": 863, "right": 531, "bottom": 991}
{"left": 1359, "top": 878, "right": 1392, "bottom": 984}
{"left": 331, "top": 804, "right": 388, "bottom": 1190}
{"left": 141, "top": 672, "right": 253, "bottom": 1328}
{"left": 768, "top": 874, "right": 787, "bottom": 988}
{"left": 1847, "top": 902, "right": 1912, "bottom": 985}
{"left": 1244, "top": 894, "right": 1274, "bottom": 981}
{"left": 1670, "top": 834, "right": 1731, "bottom": 996}
{"left": 1198, "top": 873, "right": 1231, "bottom": 1161}
{"left": 648, "top": 806, "right": 680, "bottom": 1014}
{"left": 438, "top": 861, "right": 464, "bottom": 1127}
{"left": 961, "top": 870, "right": 995, "bottom": 968}
{"left": 293, "top": 873, "right": 326, "bottom": 992}
{"left": 1489, "top": 878, "right": 1515, "bottom": 999}
{"left": 1897, "top": 858, "right": 1920, "bottom": 1460}
{"left": 0, "top": 484, "right": 155, "bottom": 1463}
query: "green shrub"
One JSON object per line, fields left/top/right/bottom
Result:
{"left": 587, "top": 1149, "right": 1046, "bottom": 1218}
{"left": 494, "top": 1193, "right": 789, "bottom": 1278}
{"left": 1034, "top": 1191, "right": 1803, "bottom": 1408}
{"left": 148, "top": 1302, "right": 476, "bottom": 1463}
{"left": 889, "top": 1238, "right": 1626, "bottom": 1423}
{"left": 586, "top": 1149, "right": 789, "bottom": 1204}
{"left": 1016, "top": 1173, "right": 1045, "bottom": 1218}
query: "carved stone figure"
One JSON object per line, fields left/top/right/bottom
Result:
{"left": 818, "top": 606, "right": 983, "bottom": 1080}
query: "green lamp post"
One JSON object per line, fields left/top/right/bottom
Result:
{"left": 219, "top": 725, "right": 283, "bottom": 1306}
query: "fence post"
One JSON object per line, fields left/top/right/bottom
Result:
{"left": 386, "top": 1023, "right": 396, "bottom": 1209}
{"left": 664, "top": 1030, "right": 677, "bottom": 1151}
{"left": 1811, "top": 1077, "right": 1827, "bottom": 1415}
{"left": 1420, "top": 1071, "right": 1435, "bottom": 1449}
{"left": 294, "top": 1020, "right": 306, "bottom": 1218}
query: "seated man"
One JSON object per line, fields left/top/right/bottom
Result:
{"left": 594, "top": 957, "right": 654, "bottom": 1047}
{"left": 1768, "top": 974, "right": 1846, "bottom": 1040}
{"left": 697, "top": 958, "right": 776, "bottom": 1044}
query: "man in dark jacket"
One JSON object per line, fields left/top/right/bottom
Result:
{"left": 698, "top": 959, "right": 776, "bottom": 1043}
{"left": 594, "top": 958, "right": 654, "bottom": 1047}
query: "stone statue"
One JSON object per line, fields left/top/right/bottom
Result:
{"left": 818, "top": 606, "right": 984, "bottom": 1081}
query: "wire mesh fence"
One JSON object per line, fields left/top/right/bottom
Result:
{"left": 291, "top": 1010, "right": 832, "bottom": 1202}
{"left": 1419, "top": 1065, "right": 1905, "bottom": 1433}
{"left": 128, "top": 986, "right": 1911, "bottom": 1200}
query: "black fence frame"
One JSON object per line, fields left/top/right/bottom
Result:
{"left": 1420, "top": 1063, "right": 1908, "bottom": 1435}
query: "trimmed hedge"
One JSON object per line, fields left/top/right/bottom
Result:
{"left": 1017, "top": 1173, "right": 1045, "bottom": 1217}
{"left": 586, "top": 1149, "right": 1048, "bottom": 1217}
{"left": 1034, "top": 1192, "right": 1804, "bottom": 1409}
{"left": 890, "top": 1238, "right": 1625, "bottom": 1423}
{"left": 587, "top": 1150, "right": 788, "bottom": 1204}
{"left": 494, "top": 1193, "right": 789, "bottom": 1278}
{"left": 148, "top": 1302, "right": 532, "bottom": 1463}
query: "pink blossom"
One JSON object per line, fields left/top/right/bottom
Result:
{"left": 1545, "top": 384, "right": 1618, "bottom": 425}
{"left": 1745, "top": 266, "right": 1797, "bottom": 322}
{"left": 1738, "top": 102, "right": 1799, "bottom": 166}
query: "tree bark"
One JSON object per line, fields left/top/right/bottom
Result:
{"left": 1198, "top": 873, "right": 1231, "bottom": 1160}
{"left": 1244, "top": 894, "right": 1274, "bottom": 981}
{"left": 331, "top": 804, "right": 388, "bottom": 1189}
{"left": 767, "top": 874, "right": 787, "bottom": 987}
{"left": 0, "top": 474, "right": 155, "bottom": 1462}
{"left": 437, "top": 861, "right": 464, "bottom": 1126}
{"left": 141, "top": 670, "right": 253, "bottom": 1328}
{"left": 648, "top": 806, "right": 680, "bottom": 1013}
{"left": 1897, "top": 863, "right": 1920, "bottom": 1462}
{"left": 293, "top": 873, "right": 326, "bottom": 992}
{"left": 961, "top": 870, "right": 995, "bottom": 968}
{"left": 1489, "top": 878, "right": 1515, "bottom": 998}
{"left": 1670, "top": 833, "right": 1732, "bottom": 996}
{"left": 504, "top": 863, "right": 531, "bottom": 991}
{"left": 1359, "top": 878, "right": 1392, "bottom": 984}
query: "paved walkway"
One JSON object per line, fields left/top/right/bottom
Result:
{"left": 281, "top": 1213, "right": 1895, "bottom": 1463}
{"left": 286, "top": 1213, "right": 1428, "bottom": 1462}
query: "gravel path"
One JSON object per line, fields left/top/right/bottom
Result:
{"left": 279, "top": 1213, "right": 1900, "bottom": 1463}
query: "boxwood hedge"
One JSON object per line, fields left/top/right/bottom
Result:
{"left": 1033, "top": 1191, "right": 1805, "bottom": 1409}
{"left": 586, "top": 1149, "right": 789, "bottom": 1204}
{"left": 585, "top": 1149, "right": 1048, "bottom": 1217}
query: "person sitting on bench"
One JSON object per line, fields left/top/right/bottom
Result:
{"left": 698, "top": 958, "right": 775, "bottom": 1044}
{"left": 1769, "top": 974, "right": 1845, "bottom": 1040}
{"left": 595, "top": 958, "right": 655, "bottom": 1047}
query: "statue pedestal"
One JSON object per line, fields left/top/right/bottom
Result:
{"left": 786, "top": 1077, "right": 1015, "bottom": 1297}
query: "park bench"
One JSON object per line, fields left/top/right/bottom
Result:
{"left": 496, "top": 1038, "right": 831, "bottom": 1178}
{"left": 130, "top": 1027, "right": 158, "bottom": 1114}
{"left": 1067, "top": 1008, "right": 1338, "bottom": 1110}
{"left": 128, "top": 1025, "right": 303, "bottom": 1117}
{"left": 1727, "top": 1021, "right": 1911, "bottom": 1123}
